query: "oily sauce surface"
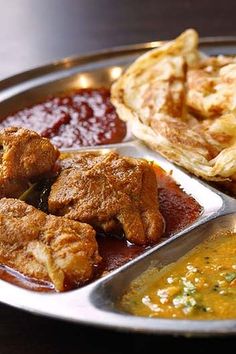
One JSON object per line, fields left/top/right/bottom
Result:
{"left": 0, "top": 88, "right": 127, "bottom": 148}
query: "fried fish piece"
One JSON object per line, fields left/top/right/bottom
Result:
{"left": 48, "top": 152, "right": 164, "bottom": 246}
{"left": 0, "top": 127, "right": 59, "bottom": 180}
{"left": 0, "top": 198, "right": 100, "bottom": 291}
{"left": 111, "top": 29, "right": 236, "bottom": 190}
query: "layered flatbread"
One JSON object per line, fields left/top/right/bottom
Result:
{"left": 111, "top": 29, "right": 236, "bottom": 193}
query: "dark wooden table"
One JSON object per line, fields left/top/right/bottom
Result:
{"left": 0, "top": 0, "right": 236, "bottom": 353}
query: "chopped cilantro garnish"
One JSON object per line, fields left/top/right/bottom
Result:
{"left": 224, "top": 272, "right": 236, "bottom": 283}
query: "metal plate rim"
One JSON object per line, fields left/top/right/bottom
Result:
{"left": 1, "top": 35, "right": 236, "bottom": 91}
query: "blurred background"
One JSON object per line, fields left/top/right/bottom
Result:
{"left": 0, "top": 0, "right": 236, "bottom": 80}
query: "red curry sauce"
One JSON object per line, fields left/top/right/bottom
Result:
{"left": 0, "top": 88, "right": 126, "bottom": 148}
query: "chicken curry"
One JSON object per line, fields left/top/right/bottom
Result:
{"left": 0, "top": 126, "right": 201, "bottom": 292}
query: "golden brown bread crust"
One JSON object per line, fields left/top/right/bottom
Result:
{"left": 187, "top": 56, "right": 236, "bottom": 119}
{"left": 0, "top": 198, "right": 100, "bottom": 291}
{"left": 111, "top": 29, "right": 236, "bottom": 191}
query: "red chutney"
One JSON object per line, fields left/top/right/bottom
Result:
{"left": 0, "top": 88, "right": 127, "bottom": 148}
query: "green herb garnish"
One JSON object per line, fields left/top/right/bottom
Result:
{"left": 224, "top": 272, "right": 236, "bottom": 283}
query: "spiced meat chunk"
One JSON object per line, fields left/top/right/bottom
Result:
{"left": 49, "top": 152, "right": 164, "bottom": 246}
{"left": 0, "top": 198, "right": 100, "bottom": 291}
{"left": 0, "top": 127, "right": 59, "bottom": 181}
{"left": 0, "top": 178, "right": 29, "bottom": 199}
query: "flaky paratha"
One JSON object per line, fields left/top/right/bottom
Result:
{"left": 111, "top": 29, "right": 236, "bottom": 193}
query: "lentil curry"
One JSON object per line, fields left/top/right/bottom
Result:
{"left": 121, "top": 231, "right": 236, "bottom": 319}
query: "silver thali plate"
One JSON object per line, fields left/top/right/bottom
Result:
{"left": 1, "top": 37, "right": 236, "bottom": 336}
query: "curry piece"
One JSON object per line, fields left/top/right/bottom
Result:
{"left": 0, "top": 127, "right": 59, "bottom": 180}
{"left": 121, "top": 231, "right": 236, "bottom": 320}
{"left": 48, "top": 152, "right": 164, "bottom": 246}
{"left": 0, "top": 127, "right": 59, "bottom": 199}
{"left": 0, "top": 179, "right": 29, "bottom": 199}
{"left": 0, "top": 198, "right": 101, "bottom": 291}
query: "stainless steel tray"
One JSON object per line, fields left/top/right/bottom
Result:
{"left": 1, "top": 37, "right": 236, "bottom": 336}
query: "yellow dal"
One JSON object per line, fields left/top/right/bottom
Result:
{"left": 121, "top": 232, "right": 236, "bottom": 319}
